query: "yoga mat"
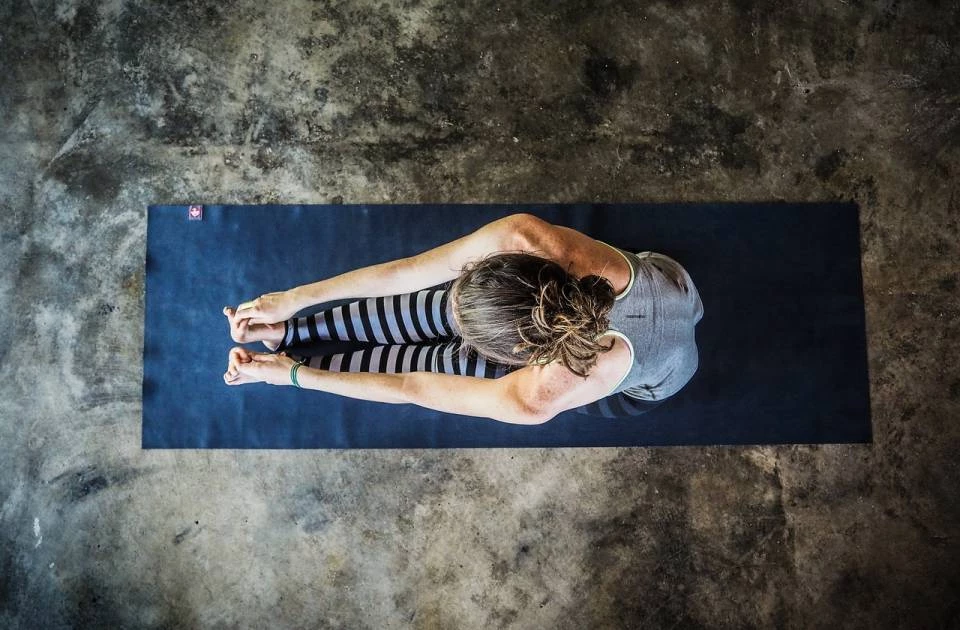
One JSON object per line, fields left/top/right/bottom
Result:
{"left": 142, "top": 203, "right": 872, "bottom": 448}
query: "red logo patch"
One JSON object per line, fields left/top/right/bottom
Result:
{"left": 188, "top": 205, "right": 203, "bottom": 220}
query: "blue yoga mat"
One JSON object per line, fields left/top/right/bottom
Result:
{"left": 142, "top": 203, "right": 872, "bottom": 448}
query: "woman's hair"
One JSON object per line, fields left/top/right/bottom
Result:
{"left": 449, "top": 252, "right": 617, "bottom": 377}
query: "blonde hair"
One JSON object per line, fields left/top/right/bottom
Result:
{"left": 449, "top": 252, "right": 616, "bottom": 377}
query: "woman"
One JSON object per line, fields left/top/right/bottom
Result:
{"left": 221, "top": 213, "right": 704, "bottom": 423}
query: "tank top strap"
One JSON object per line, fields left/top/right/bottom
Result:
{"left": 596, "top": 329, "right": 635, "bottom": 396}
{"left": 594, "top": 239, "right": 636, "bottom": 300}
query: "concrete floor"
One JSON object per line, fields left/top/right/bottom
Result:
{"left": 1, "top": 0, "right": 958, "bottom": 627}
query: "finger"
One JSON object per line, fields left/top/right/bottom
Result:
{"left": 229, "top": 346, "right": 253, "bottom": 361}
{"left": 237, "top": 315, "right": 272, "bottom": 326}
{"left": 228, "top": 348, "right": 253, "bottom": 373}
{"left": 235, "top": 311, "right": 259, "bottom": 325}
{"left": 228, "top": 355, "right": 242, "bottom": 375}
{"left": 250, "top": 352, "right": 276, "bottom": 362}
{"left": 224, "top": 370, "right": 256, "bottom": 385}
{"left": 236, "top": 298, "right": 261, "bottom": 318}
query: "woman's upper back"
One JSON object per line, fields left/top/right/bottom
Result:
{"left": 520, "top": 220, "right": 704, "bottom": 403}
{"left": 593, "top": 242, "right": 704, "bottom": 401}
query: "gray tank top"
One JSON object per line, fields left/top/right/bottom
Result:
{"left": 594, "top": 240, "right": 705, "bottom": 401}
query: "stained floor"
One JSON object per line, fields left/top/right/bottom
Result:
{"left": 1, "top": 0, "right": 959, "bottom": 628}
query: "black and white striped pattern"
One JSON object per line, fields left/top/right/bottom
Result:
{"left": 302, "top": 339, "right": 514, "bottom": 379}
{"left": 276, "top": 287, "right": 457, "bottom": 349}
{"left": 275, "top": 288, "right": 515, "bottom": 378}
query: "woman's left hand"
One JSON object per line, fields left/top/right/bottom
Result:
{"left": 224, "top": 347, "right": 298, "bottom": 386}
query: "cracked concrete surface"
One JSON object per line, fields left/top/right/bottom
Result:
{"left": 1, "top": 0, "right": 959, "bottom": 628}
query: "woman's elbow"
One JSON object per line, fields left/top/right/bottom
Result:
{"left": 501, "top": 213, "right": 550, "bottom": 251}
{"left": 503, "top": 380, "right": 557, "bottom": 425}
{"left": 514, "top": 399, "right": 556, "bottom": 425}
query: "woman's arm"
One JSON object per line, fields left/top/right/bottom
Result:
{"left": 294, "top": 366, "right": 547, "bottom": 425}
{"left": 287, "top": 213, "right": 531, "bottom": 311}
{"left": 226, "top": 340, "right": 632, "bottom": 424}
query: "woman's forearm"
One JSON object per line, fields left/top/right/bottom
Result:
{"left": 287, "top": 214, "right": 524, "bottom": 310}
{"left": 295, "top": 365, "right": 409, "bottom": 404}
{"left": 293, "top": 366, "right": 542, "bottom": 425}
{"left": 289, "top": 259, "right": 406, "bottom": 310}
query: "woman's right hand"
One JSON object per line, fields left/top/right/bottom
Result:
{"left": 234, "top": 289, "right": 303, "bottom": 325}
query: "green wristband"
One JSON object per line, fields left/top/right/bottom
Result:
{"left": 290, "top": 358, "right": 307, "bottom": 388}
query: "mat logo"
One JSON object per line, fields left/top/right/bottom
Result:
{"left": 188, "top": 205, "right": 203, "bottom": 221}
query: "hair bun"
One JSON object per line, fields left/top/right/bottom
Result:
{"left": 576, "top": 274, "right": 616, "bottom": 306}
{"left": 453, "top": 252, "right": 617, "bottom": 378}
{"left": 523, "top": 273, "right": 616, "bottom": 374}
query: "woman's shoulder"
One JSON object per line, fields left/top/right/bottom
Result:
{"left": 519, "top": 222, "right": 633, "bottom": 296}
{"left": 519, "top": 333, "right": 634, "bottom": 416}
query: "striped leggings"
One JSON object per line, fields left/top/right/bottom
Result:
{"left": 277, "top": 286, "right": 662, "bottom": 418}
